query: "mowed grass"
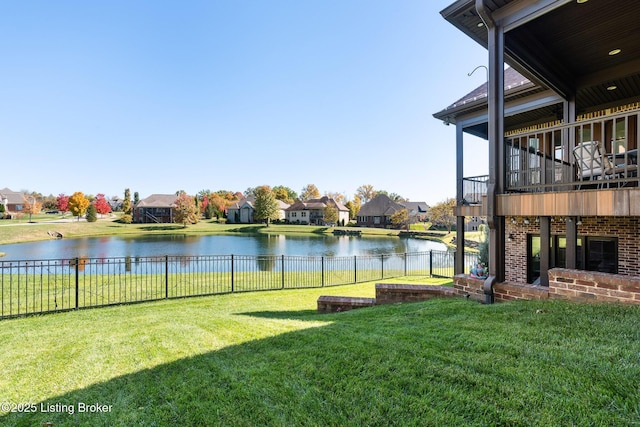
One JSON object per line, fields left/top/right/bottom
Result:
{"left": 2, "top": 279, "right": 640, "bottom": 426}
{"left": 0, "top": 218, "right": 402, "bottom": 246}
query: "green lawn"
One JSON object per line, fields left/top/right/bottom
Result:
{"left": 0, "top": 218, "right": 401, "bottom": 246}
{"left": 1, "top": 279, "right": 639, "bottom": 426}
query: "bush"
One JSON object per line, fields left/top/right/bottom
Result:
{"left": 85, "top": 204, "right": 97, "bottom": 222}
{"left": 120, "top": 214, "right": 133, "bottom": 224}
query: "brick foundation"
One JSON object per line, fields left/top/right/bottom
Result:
{"left": 454, "top": 269, "right": 640, "bottom": 304}
{"left": 375, "top": 284, "right": 455, "bottom": 304}
{"left": 453, "top": 274, "right": 485, "bottom": 302}
{"left": 317, "top": 296, "right": 376, "bottom": 313}
{"left": 549, "top": 268, "right": 640, "bottom": 303}
{"left": 317, "top": 284, "right": 455, "bottom": 313}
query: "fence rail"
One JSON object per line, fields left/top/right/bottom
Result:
{"left": 0, "top": 250, "right": 477, "bottom": 320}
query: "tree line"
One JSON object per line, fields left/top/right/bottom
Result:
{"left": 8, "top": 185, "right": 456, "bottom": 230}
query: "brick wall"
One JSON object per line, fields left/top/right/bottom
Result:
{"left": 453, "top": 274, "right": 549, "bottom": 303}
{"left": 505, "top": 216, "right": 640, "bottom": 284}
{"left": 317, "top": 296, "right": 376, "bottom": 313}
{"left": 549, "top": 268, "right": 640, "bottom": 303}
{"left": 453, "top": 274, "right": 485, "bottom": 302}
{"left": 375, "top": 284, "right": 455, "bottom": 304}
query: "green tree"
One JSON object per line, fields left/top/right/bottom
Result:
{"left": 253, "top": 186, "right": 279, "bottom": 226}
{"left": 390, "top": 208, "right": 409, "bottom": 229}
{"left": 323, "top": 204, "right": 339, "bottom": 226}
{"left": 204, "top": 202, "right": 215, "bottom": 220}
{"left": 68, "top": 192, "right": 90, "bottom": 221}
{"left": 173, "top": 193, "right": 199, "bottom": 227}
{"left": 85, "top": 203, "right": 97, "bottom": 222}
{"left": 133, "top": 192, "right": 140, "bottom": 205}
{"left": 478, "top": 224, "right": 489, "bottom": 268}
{"left": 123, "top": 188, "right": 131, "bottom": 215}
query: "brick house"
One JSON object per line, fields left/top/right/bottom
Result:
{"left": 0, "top": 187, "right": 25, "bottom": 214}
{"left": 356, "top": 194, "right": 429, "bottom": 228}
{"left": 434, "top": 0, "right": 640, "bottom": 304}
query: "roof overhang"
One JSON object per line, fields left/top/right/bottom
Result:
{"left": 440, "top": 0, "right": 640, "bottom": 115}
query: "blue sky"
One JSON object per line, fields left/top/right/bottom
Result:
{"left": 1, "top": 0, "right": 488, "bottom": 205}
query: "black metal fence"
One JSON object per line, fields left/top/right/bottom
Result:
{"left": 0, "top": 250, "right": 478, "bottom": 320}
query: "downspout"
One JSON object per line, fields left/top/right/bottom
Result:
{"left": 476, "top": 0, "right": 504, "bottom": 304}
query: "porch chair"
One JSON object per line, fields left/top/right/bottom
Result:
{"left": 572, "top": 141, "right": 609, "bottom": 189}
{"left": 573, "top": 141, "right": 638, "bottom": 188}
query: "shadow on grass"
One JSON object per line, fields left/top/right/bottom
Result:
{"left": 3, "top": 300, "right": 639, "bottom": 426}
{"left": 226, "top": 225, "right": 266, "bottom": 233}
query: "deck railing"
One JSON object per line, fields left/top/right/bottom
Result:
{"left": 462, "top": 109, "right": 640, "bottom": 195}
{"left": 504, "top": 109, "right": 639, "bottom": 193}
{"left": 0, "top": 250, "right": 478, "bottom": 320}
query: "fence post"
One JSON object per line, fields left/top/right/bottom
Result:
{"left": 165, "top": 255, "right": 169, "bottom": 298}
{"left": 75, "top": 257, "right": 79, "bottom": 310}
{"left": 281, "top": 255, "right": 285, "bottom": 289}
{"left": 321, "top": 256, "right": 325, "bottom": 287}
{"left": 354, "top": 255, "right": 357, "bottom": 283}
{"left": 231, "top": 254, "right": 234, "bottom": 293}
{"left": 404, "top": 252, "right": 407, "bottom": 276}
{"left": 429, "top": 251, "right": 433, "bottom": 277}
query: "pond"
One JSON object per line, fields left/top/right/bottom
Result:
{"left": 0, "top": 233, "right": 448, "bottom": 262}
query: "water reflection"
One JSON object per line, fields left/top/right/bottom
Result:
{"left": 0, "top": 233, "right": 447, "bottom": 262}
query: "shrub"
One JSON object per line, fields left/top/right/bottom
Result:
{"left": 120, "top": 214, "right": 133, "bottom": 224}
{"left": 85, "top": 204, "right": 97, "bottom": 222}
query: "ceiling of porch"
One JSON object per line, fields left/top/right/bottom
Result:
{"left": 441, "top": 0, "right": 640, "bottom": 115}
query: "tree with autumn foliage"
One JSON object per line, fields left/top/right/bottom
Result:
{"left": 173, "top": 193, "right": 199, "bottom": 227}
{"left": 68, "top": 192, "right": 90, "bottom": 221}
{"left": 300, "top": 184, "right": 320, "bottom": 201}
{"left": 22, "top": 194, "right": 42, "bottom": 222}
{"left": 272, "top": 185, "right": 297, "bottom": 204}
{"left": 429, "top": 198, "right": 457, "bottom": 232}
{"left": 323, "top": 204, "right": 339, "bottom": 226}
{"left": 356, "top": 184, "right": 377, "bottom": 204}
{"left": 390, "top": 208, "right": 410, "bottom": 230}
{"left": 92, "top": 194, "right": 111, "bottom": 217}
{"left": 345, "top": 195, "right": 361, "bottom": 220}
{"left": 57, "top": 194, "right": 69, "bottom": 213}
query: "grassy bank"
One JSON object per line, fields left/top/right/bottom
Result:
{"left": 1, "top": 282, "right": 639, "bottom": 425}
{"left": 0, "top": 217, "right": 403, "bottom": 246}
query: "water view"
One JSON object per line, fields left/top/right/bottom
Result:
{"left": 0, "top": 233, "right": 448, "bottom": 262}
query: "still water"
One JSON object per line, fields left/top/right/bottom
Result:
{"left": 0, "top": 234, "right": 448, "bottom": 261}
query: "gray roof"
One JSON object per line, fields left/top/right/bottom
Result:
{"left": 0, "top": 188, "right": 24, "bottom": 204}
{"left": 135, "top": 194, "right": 178, "bottom": 208}
{"left": 286, "top": 196, "right": 348, "bottom": 212}
{"left": 358, "top": 194, "right": 405, "bottom": 217}
{"left": 399, "top": 201, "right": 429, "bottom": 215}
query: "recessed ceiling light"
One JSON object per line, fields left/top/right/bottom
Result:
{"left": 577, "top": 0, "right": 588, "bottom": 4}
{"left": 609, "top": 48, "right": 621, "bottom": 56}
{"left": 477, "top": 22, "right": 484, "bottom": 27}
{"left": 607, "top": 85, "right": 617, "bottom": 91}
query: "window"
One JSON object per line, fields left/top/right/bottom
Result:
{"left": 374, "top": 216, "right": 381, "bottom": 225}
{"left": 527, "top": 235, "right": 617, "bottom": 284}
